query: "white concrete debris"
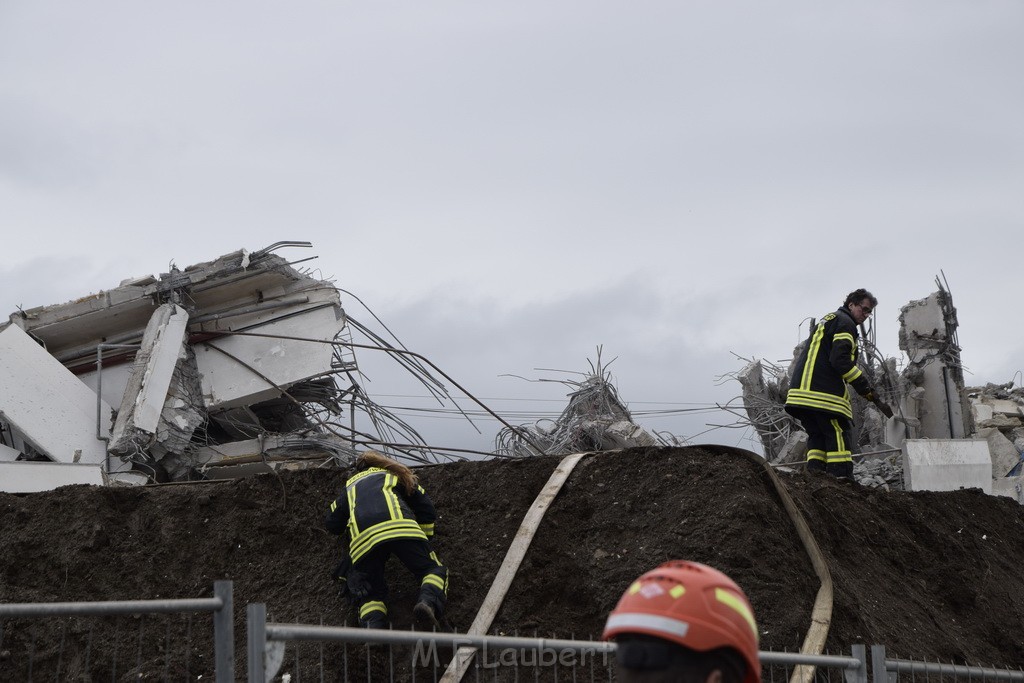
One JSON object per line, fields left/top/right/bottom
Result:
{"left": 903, "top": 439, "right": 993, "bottom": 494}
{"left": 0, "top": 462, "right": 105, "bottom": 493}
{"left": 108, "top": 303, "right": 192, "bottom": 453}
{"left": 0, "top": 324, "right": 114, "bottom": 466}
{"left": 0, "top": 242, "right": 413, "bottom": 492}
{"left": 897, "top": 284, "right": 968, "bottom": 439}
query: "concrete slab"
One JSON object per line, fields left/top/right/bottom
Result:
{"left": 971, "top": 402, "right": 994, "bottom": 424}
{"left": 903, "top": 439, "right": 992, "bottom": 494}
{"left": 983, "top": 399, "right": 1023, "bottom": 417}
{"left": 134, "top": 305, "right": 190, "bottom": 433}
{"left": 0, "top": 443, "right": 22, "bottom": 462}
{"left": 0, "top": 325, "right": 113, "bottom": 464}
{"left": 193, "top": 296, "right": 344, "bottom": 410}
{"left": 978, "top": 428, "right": 1022, "bottom": 478}
{"left": 109, "top": 305, "right": 190, "bottom": 451}
{"left": 992, "top": 476, "right": 1024, "bottom": 505}
{"left": 0, "top": 462, "right": 104, "bottom": 492}
{"left": 900, "top": 295, "right": 947, "bottom": 339}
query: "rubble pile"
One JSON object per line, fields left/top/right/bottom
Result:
{"left": 735, "top": 278, "right": 1024, "bottom": 502}
{"left": 964, "top": 382, "right": 1024, "bottom": 497}
{"left": 494, "top": 351, "right": 672, "bottom": 456}
{"left": 0, "top": 243, "right": 468, "bottom": 492}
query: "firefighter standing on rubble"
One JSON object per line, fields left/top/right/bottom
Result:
{"left": 324, "top": 450, "right": 448, "bottom": 629}
{"left": 784, "top": 288, "right": 891, "bottom": 480}
{"left": 602, "top": 560, "right": 761, "bottom": 683}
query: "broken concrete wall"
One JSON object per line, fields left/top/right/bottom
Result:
{"left": 897, "top": 288, "right": 968, "bottom": 439}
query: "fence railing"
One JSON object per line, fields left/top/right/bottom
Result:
{"left": 871, "top": 645, "right": 1024, "bottom": 683}
{"left": 6, "top": 589, "right": 1024, "bottom": 683}
{"left": 247, "top": 603, "right": 871, "bottom": 683}
{"left": 0, "top": 580, "right": 234, "bottom": 682}
{"left": 246, "top": 610, "right": 1024, "bottom": 683}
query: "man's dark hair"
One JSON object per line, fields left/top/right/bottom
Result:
{"left": 615, "top": 635, "right": 747, "bottom": 683}
{"left": 843, "top": 288, "right": 877, "bottom": 309}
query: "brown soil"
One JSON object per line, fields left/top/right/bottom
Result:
{"left": 1, "top": 446, "right": 1023, "bottom": 681}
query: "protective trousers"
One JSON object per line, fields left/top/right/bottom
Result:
{"left": 352, "top": 538, "right": 448, "bottom": 628}
{"left": 794, "top": 409, "right": 854, "bottom": 480}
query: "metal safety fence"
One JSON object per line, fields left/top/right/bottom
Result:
{"left": 0, "top": 580, "right": 234, "bottom": 682}
{"left": 5, "top": 589, "right": 1024, "bottom": 682}
{"left": 247, "top": 603, "right": 872, "bottom": 683}
{"left": 246, "top": 607, "right": 1024, "bottom": 683}
{"left": 871, "top": 645, "right": 1024, "bottom": 683}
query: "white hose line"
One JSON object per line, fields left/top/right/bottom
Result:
{"left": 439, "top": 451, "right": 590, "bottom": 683}
{"left": 710, "top": 445, "right": 834, "bottom": 683}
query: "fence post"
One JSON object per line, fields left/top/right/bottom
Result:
{"left": 248, "top": 603, "right": 267, "bottom": 683}
{"left": 871, "top": 644, "right": 888, "bottom": 683}
{"left": 213, "top": 581, "right": 234, "bottom": 683}
{"left": 849, "top": 644, "right": 867, "bottom": 683}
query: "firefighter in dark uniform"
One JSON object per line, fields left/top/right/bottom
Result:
{"left": 785, "top": 289, "right": 887, "bottom": 480}
{"left": 325, "top": 450, "right": 448, "bottom": 629}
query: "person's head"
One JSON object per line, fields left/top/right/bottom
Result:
{"left": 843, "top": 288, "right": 877, "bottom": 325}
{"left": 602, "top": 561, "right": 760, "bottom": 683}
{"left": 351, "top": 450, "right": 418, "bottom": 495}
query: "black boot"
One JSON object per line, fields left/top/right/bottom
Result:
{"left": 413, "top": 601, "right": 439, "bottom": 629}
{"left": 806, "top": 459, "right": 826, "bottom": 474}
{"left": 826, "top": 461, "right": 855, "bottom": 482}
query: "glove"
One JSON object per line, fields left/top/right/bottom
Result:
{"left": 863, "top": 391, "right": 876, "bottom": 403}
{"left": 346, "top": 569, "right": 372, "bottom": 601}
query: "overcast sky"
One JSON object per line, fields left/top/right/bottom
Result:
{"left": 2, "top": 1, "right": 1022, "bottom": 455}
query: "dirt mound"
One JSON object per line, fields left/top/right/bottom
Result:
{"left": 1, "top": 446, "right": 1023, "bottom": 680}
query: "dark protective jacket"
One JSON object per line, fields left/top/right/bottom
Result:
{"left": 324, "top": 467, "right": 437, "bottom": 563}
{"left": 785, "top": 307, "right": 873, "bottom": 420}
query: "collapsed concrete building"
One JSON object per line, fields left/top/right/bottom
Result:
{"left": 0, "top": 242, "right": 468, "bottom": 493}
{"left": 734, "top": 278, "right": 1024, "bottom": 502}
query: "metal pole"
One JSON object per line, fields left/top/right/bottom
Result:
{"left": 213, "top": 581, "right": 234, "bottom": 683}
{"left": 871, "top": 644, "right": 888, "bottom": 683}
{"left": 248, "top": 603, "right": 267, "bottom": 683}
{"left": 0, "top": 598, "right": 222, "bottom": 618}
{"left": 850, "top": 644, "right": 867, "bottom": 683}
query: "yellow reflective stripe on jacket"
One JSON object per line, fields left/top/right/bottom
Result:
{"left": 842, "top": 366, "right": 863, "bottom": 382}
{"left": 350, "top": 519, "right": 427, "bottom": 562}
{"left": 346, "top": 482, "right": 359, "bottom": 537}
{"left": 799, "top": 324, "right": 826, "bottom": 390}
{"left": 785, "top": 388, "right": 853, "bottom": 419}
{"left": 419, "top": 522, "right": 435, "bottom": 537}
{"left": 383, "top": 473, "right": 403, "bottom": 520}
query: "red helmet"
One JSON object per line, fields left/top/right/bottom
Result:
{"left": 602, "top": 560, "right": 760, "bottom": 683}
